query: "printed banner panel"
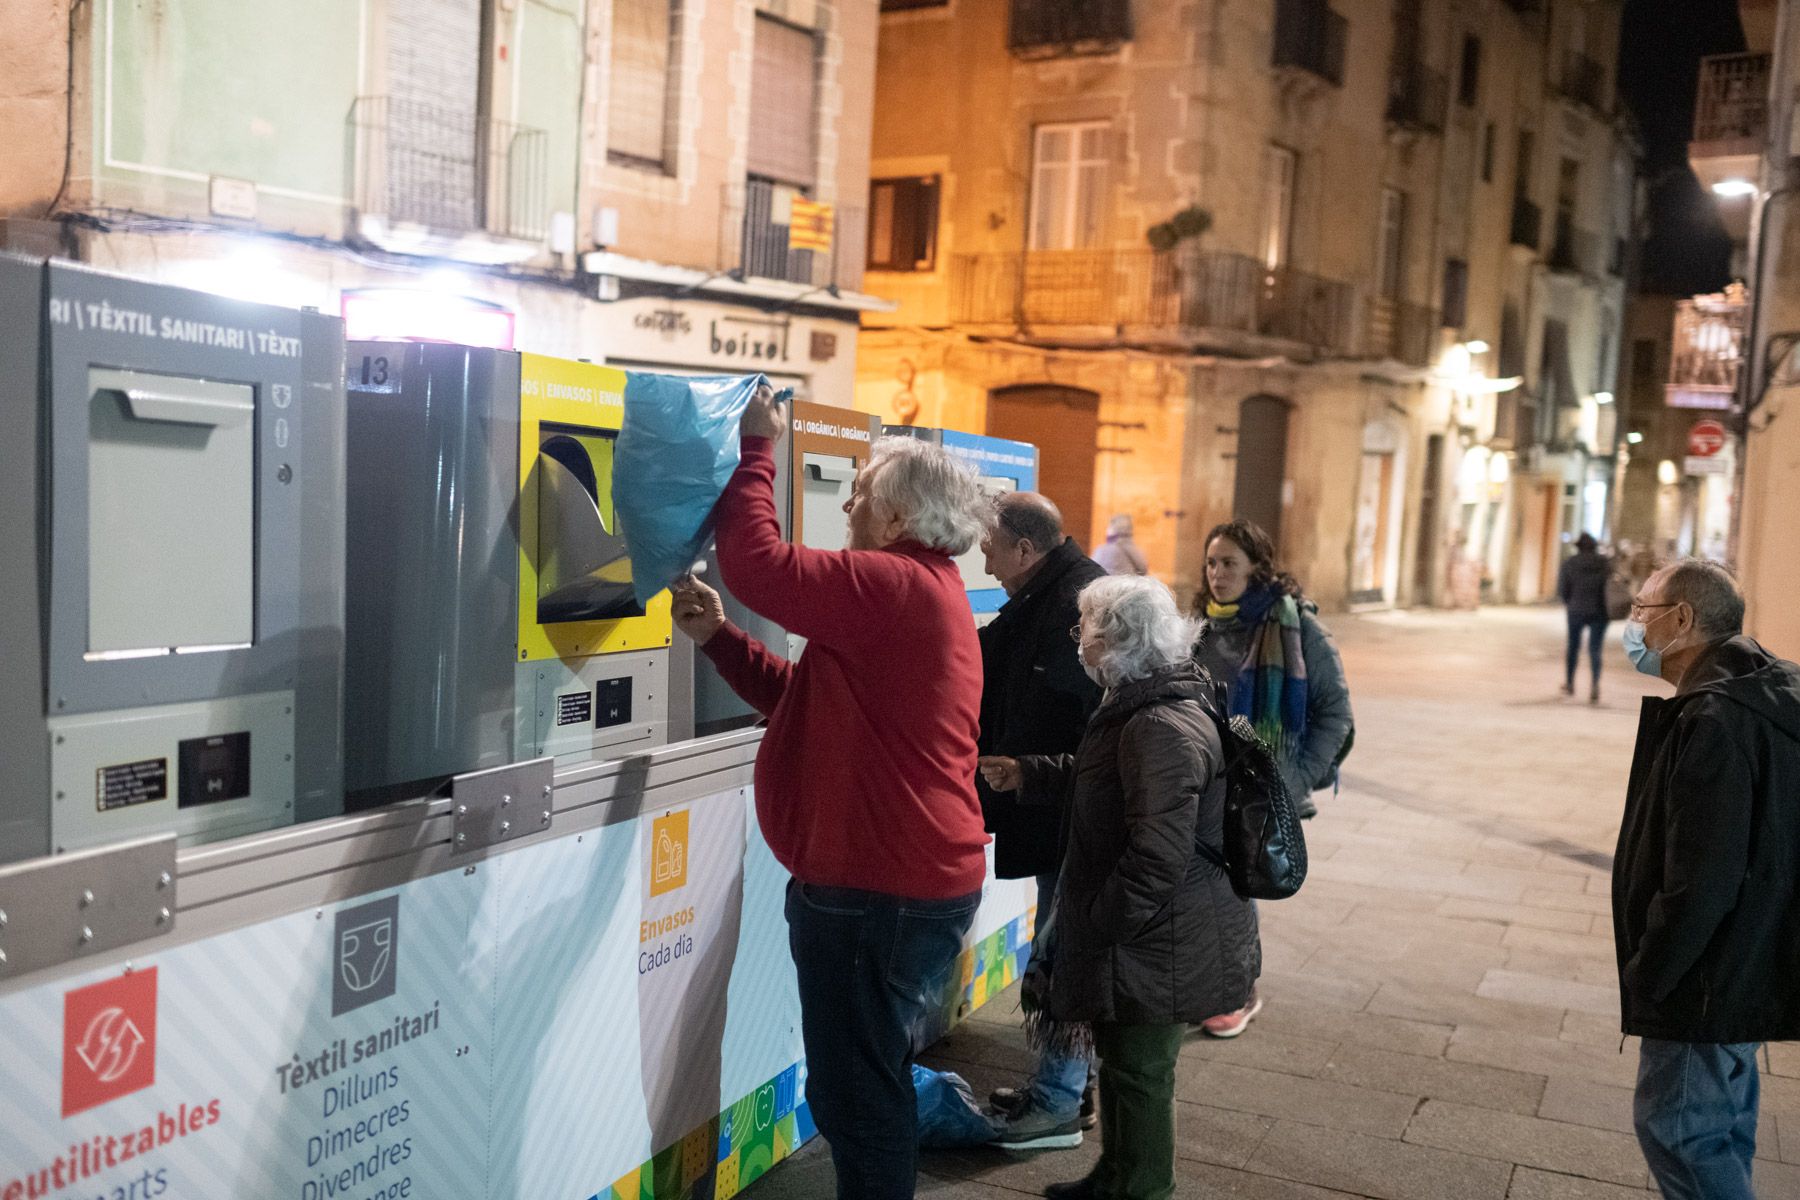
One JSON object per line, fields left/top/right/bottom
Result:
{"left": 0, "top": 785, "right": 1032, "bottom": 1200}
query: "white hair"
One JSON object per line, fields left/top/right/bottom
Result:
{"left": 1078, "top": 575, "right": 1199, "bottom": 687}
{"left": 865, "top": 436, "right": 993, "bottom": 556}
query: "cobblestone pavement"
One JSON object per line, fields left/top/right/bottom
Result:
{"left": 745, "top": 606, "right": 1800, "bottom": 1199}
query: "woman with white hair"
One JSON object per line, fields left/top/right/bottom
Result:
{"left": 980, "top": 575, "right": 1260, "bottom": 1200}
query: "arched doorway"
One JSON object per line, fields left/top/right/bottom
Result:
{"left": 1233, "top": 394, "right": 1290, "bottom": 550}
{"left": 987, "top": 385, "right": 1101, "bottom": 550}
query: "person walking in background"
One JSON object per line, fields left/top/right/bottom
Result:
{"left": 1092, "top": 513, "right": 1149, "bottom": 575}
{"left": 669, "top": 388, "right": 993, "bottom": 1200}
{"left": 1558, "top": 532, "right": 1613, "bottom": 704}
{"left": 979, "top": 576, "right": 1259, "bottom": 1200}
{"left": 975, "top": 493, "right": 1105, "bottom": 1150}
{"left": 1613, "top": 560, "right": 1800, "bottom": 1200}
{"left": 1190, "top": 518, "right": 1352, "bottom": 1038}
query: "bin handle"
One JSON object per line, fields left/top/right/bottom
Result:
{"left": 109, "top": 385, "right": 254, "bottom": 428}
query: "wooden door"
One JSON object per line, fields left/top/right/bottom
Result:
{"left": 987, "top": 385, "right": 1101, "bottom": 550}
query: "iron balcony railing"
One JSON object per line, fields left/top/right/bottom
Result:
{"left": 950, "top": 248, "right": 1359, "bottom": 355}
{"left": 1548, "top": 214, "right": 1600, "bottom": 275}
{"left": 722, "top": 178, "right": 866, "bottom": 293}
{"left": 1559, "top": 51, "right": 1608, "bottom": 112}
{"left": 349, "top": 96, "right": 548, "bottom": 241}
{"left": 1273, "top": 0, "right": 1347, "bottom": 87}
{"left": 1387, "top": 60, "right": 1449, "bottom": 134}
{"left": 1008, "top": 0, "right": 1132, "bottom": 58}
{"left": 1366, "top": 297, "right": 1439, "bottom": 366}
{"left": 1510, "top": 197, "right": 1541, "bottom": 250}
{"left": 1666, "top": 289, "right": 1748, "bottom": 407}
{"left": 1692, "top": 52, "right": 1770, "bottom": 147}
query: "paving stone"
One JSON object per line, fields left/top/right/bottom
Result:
{"left": 1558, "top": 1009, "right": 1627, "bottom": 1048}
{"left": 1523, "top": 888, "right": 1613, "bottom": 915}
{"left": 1437, "top": 897, "right": 1597, "bottom": 934}
{"left": 1463, "top": 863, "right": 1593, "bottom": 896}
{"left": 1503, "top": 949, "right": 1621, "bottom": 988}
{"left": 1172, "top": 1101, "right": 1279, "bottom": 1169}
{"left": 1243, "top": 1119, "right": 1513, "bottom": 1200}
{"left": 1176, "top": 1159, "right": 1368, "bottom": 1198}
{"left": 1770, "top": 1043, "right": 1800, "bottom": 1079}
{"left": 1309, "top": 858, "right": 1529, "bottom": 903}
{"left": 1447, "top": 1026, "right": 1641, "bottom": 1089}
{"left": 1256, "top": 968, "right": 1381, "bottom": 1014}
{"left": 1536, "top": 1075, "right": 1638, "bottom": 1135}
{"left": 1183, "top": 1026, "right": 1341, "bottom": 1079}
{"left": 1318, "top": 1041, "right": 1545, "bottom": 1115}
{"left": 1252, "top": 997, "right": 1454, "bottom": 1058}
{"left": 1404, "top": 1099, "right": 1647, "bottom": 1186}
{"left": 1478, "top": 968, "right": 1620, "bottom": 1017}
{"left": 1505, "top": 1167, "right": 1658, "bottom": 1199}
{"left": 1367, "top": 978, "right": 1570, "bottom": 1039}
{"left": 1500, "top": 925, "right": 1619, "bottom": 961}
{"left": 1175, "top": 1061, "right": 1420, "bottom": 1139}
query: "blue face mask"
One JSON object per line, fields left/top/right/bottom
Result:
{"left": 1623, "top": 607, "right": 1682, "bottom": 677}
{"left": 1622, "top": 620, "right": 1660, "bottom": 677}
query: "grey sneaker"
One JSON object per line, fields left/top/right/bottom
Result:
{"left": 990, "top": 1101, "right": 1083, "bottom": 1150}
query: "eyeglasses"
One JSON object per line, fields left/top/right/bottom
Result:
{"left": 1069, "top": 624, "right": 1082, "bottom": 643}
{"left": 1630, "top": 600, "right": 1678, "bottom": 622}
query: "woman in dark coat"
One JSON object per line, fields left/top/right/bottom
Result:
{"left": 980, "top": 576, "right": 1259, "bottom": 1200}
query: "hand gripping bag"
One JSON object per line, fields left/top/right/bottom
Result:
{"left": 612, "top": 372, "right": 786, "bottom": 607}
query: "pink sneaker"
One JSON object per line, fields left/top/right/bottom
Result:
{"left": 1199, "top": 989, "right": 1263, "bottom": 1038}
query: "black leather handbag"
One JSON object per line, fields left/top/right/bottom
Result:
{"left": 1194, "top": 704, "right": 1309, "bottom": 901}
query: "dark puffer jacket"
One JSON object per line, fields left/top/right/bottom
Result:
{"left": 1558, "top": 549, "right": 1613, "bottom": 620}
{"left": 1019, "top": 662, "right": 1260, "bottom": 1024}
{"left": 1613, "top": 636, "right": 1800, "bottom": 1042}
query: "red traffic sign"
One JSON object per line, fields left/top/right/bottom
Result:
{"left": 1688, "top": 419, "right": 1728, "bottom": 458}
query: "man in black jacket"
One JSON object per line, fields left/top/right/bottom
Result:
{"left": 1613, "top": 559, "right": 1800, "bottom": 1199}
{"left": 1558, "top": 532, "right": 1613, "bottom": 703}
{"left": 977, "top": 493, "right": 1104, "bottom": 1150}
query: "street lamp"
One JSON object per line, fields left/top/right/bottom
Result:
{"left": 1712, "top": 178, "right": 1760, "bottom": 198}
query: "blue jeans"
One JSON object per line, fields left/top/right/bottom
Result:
{"left": 1634, "top": 1037, "right": 1761, "bottom": 1199}
{"left": 786, "top": 880, "right": 979, "bottom": 1200}
{"left": 1566, "top": 612, "right": 1608, "bottom": 688}
{"left": 1031, "top": 871, "right": 1091, "bottom": 1119}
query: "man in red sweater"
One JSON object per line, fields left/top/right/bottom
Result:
{"left": 671, "top": 388, "right": 991, "bottom": 1199}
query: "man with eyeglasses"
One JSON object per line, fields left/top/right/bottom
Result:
{"left": 1611, "top": 559, "right": 1800, "bottom": 1199}
{"left": 975, "top": 492, "right": 1105, "bottom": 1150}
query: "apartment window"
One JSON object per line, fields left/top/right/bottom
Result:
{"left": 1376, "top": 188, "right": 1407, "bottom": 301}
{"left": 1514, "top": 129, "right": 1535, "bottom": 199}
{"left": 608, "top": 0, "right": 681, "bottom": 169}
{"left": 747, "top": 15, "right": 818, "bottom": 187}
{"left": 868, "top": 176, "right": 940, "bottom": 271}
{"left": 1481, "top": 122, "right": 1496, "bottom": 182}
{"left": 1459, "top": 35, "right": 1482, "bottom": 106}
{"left": 1260, "top": 144, "right": 1297, "bottom": 270}
{"left": 1029, "top": 123, "right": 1109, "bottom": 251}
{"left": 1442, "top": 258, "right": 1469, "bottom": 329}
{"left": 1630, "top": 337, "right": 1659, "bottom": 399}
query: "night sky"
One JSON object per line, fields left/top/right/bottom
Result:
{"left": 1618, "top": 0, "right": 1746, "bottom": 295}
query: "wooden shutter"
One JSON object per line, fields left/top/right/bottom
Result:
{"left": 748, "top": 16, "right": 817, "bottom": 186}
{"left": 609, "top": 0, "right": 676, "bottom": 166}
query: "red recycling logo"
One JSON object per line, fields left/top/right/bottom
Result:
{"left": 62, "top": 968, "right": 158, "bottom": 1118}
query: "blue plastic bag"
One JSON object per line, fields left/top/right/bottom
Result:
{"left": 913, "top": 1064, "right": 1001, "bottom": 1148}
{"left": 613, "top": 372, "right": 784, "bottom": 608}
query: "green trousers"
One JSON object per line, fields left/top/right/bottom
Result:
{"left": 1091, "top": 1020, "right": 1186, "bottom": 1200}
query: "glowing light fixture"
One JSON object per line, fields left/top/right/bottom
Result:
{"left": 1626, "top": 431, "right": 1645, "bottom": 445}
{"left": 340, "top": 288, "right": 517, "bottom": 349}
{"left": 1593, "top": 391, "right": 1614, "bottom": 405}
{"left": 1712, "top": 178, "right": 1759, "bottom": 198}
{"left": 1658, "top": 459, "right": 1680, "bottom": 486}
{"left": 1465, "top": 340, "right": 1490, "bottom": 354}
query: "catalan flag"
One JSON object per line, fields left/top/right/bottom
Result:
{"left": 788, "top": 198, "right": 835, "bottom": 253}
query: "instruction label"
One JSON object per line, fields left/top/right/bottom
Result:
{"left": 96, "top": 758, "right": 169, "bottom": 811}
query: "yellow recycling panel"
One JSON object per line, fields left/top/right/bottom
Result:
{"left": 517, "top": 353, "right": 673, "bottom": 662}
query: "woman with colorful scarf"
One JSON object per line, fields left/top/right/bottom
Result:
{"left": 1190, "top": 519, "right": 1353, "bottom": 1037}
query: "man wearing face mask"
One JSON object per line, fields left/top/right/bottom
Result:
{"left": 1612, "top": 559, "right": 1800, "bottom": 1199}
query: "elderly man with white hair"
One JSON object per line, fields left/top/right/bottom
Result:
{"left": 981, "top": 575, "right": 1261, "bottom": 1200}
{"left": 670, "top": 389, "right": 992, "bottom": 1200}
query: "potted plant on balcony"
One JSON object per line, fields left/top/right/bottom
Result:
{"left": 1146, "top": 205, "right": 1212, "bottom": 253}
